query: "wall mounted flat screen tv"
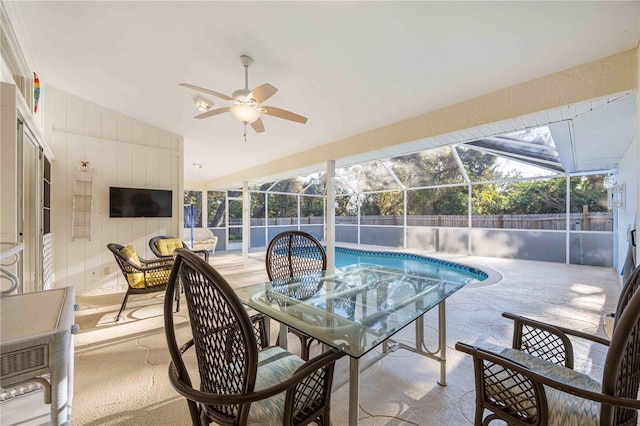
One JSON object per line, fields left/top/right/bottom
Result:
{"left": 109, "top": 187, "right": 173, "bottom": 218}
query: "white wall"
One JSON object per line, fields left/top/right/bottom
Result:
{"left": 44, "top": 87, "right": 184, "bottom": 294}
{"left": 616, "top": 137, "right": 638, "bottom": 274}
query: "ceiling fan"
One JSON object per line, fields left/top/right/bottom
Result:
{"left": 180, "top": 55, "right": 307, "bottom": 140}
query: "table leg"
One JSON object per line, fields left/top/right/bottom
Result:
{"left": 68, "top": 327, "right": 76, "bottom": 422}
{"left": 50, "top": 331, "right": 71, "bottom": 425}
{"left": 349, "top": 357, "right": 360, "bottom": 426}
{"left": 437, "top": 300, "right": 447, "bottom": 386}
{"left": 278, "top": 323, "right": 288, "bottom": 350}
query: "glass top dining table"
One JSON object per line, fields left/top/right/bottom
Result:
{"left": 235, "top": 262, "right": 471, "bottom": 425}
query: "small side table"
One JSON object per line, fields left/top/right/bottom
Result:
{"left": 1, "top": 287, "right": 78, "bottom": 425}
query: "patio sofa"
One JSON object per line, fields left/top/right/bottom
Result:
{"left": 182, "top": 228, "right": 218, "bottom": 254}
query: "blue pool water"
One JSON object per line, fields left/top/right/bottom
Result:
{"left": 334, "top": 246, "right": 488, "bottom": 284}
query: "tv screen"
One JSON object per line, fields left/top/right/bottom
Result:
{"left": 109, "top": 187, "right": 173, "bottom": 218}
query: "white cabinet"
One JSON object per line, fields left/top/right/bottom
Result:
{"left": 71, "top": 171, "right": 92, "bottom": 240}
{"left": 1, "top": 287, "right": 78, "bottom": 425}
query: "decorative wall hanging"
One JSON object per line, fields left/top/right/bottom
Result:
{"left": 33, "top": 72, "right": 40, "bottom": 113}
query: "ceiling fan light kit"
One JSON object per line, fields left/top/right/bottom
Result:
{"left": 194, "top": 97, "right": 212, "bottom": 112}
{"left": 231, "top": 104, "right": 261, "bottom": 123}
{"left": 180, "top": 54, "right": 307, "bottom": 140}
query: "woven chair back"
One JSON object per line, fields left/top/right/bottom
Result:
{"left": 149, "top": 236, "right": 185, "bottom": 257}
{"left": 172, "top": 249, "right": 259, "bottom": 422}
{"left": 107, "top": 243, "right": 137, "bottom": 275}
{"left": 265, "top": 231, "right": 326, "bottom": 298}
{"left": 602, "top": 264, "right": 640, "bottom": 424}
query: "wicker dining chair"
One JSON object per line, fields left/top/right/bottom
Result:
{"left": 265, "top": 231, "right": 327, "bottom": 360}
{"left": 149, "top": 235, "right": 209, "bottom": 262}
{"left": 456, "top": 263, "right": 640, "bottom": 426}
{"left": 107, "top": 243, "right": 178, "bottom": 321}
{"left": 164, "top": 249, "right": 342, "bottom": 426}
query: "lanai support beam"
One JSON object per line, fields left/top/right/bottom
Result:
{"left": 326, "top": 160, "right": 336, "bottom": 272}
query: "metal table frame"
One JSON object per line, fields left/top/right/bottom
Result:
{"left": 236, "top": 263, "right": 469, "bottom": 426}
{"left": 278, "top": 302, "right": 447, "bottom": 426}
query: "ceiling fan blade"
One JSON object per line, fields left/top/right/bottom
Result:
{"left": 194, "top": 107, "right": 230, "bottom": 119}
{"left": 180, "top": 83, "right": 234, "bottom": 102}
{"left": 250, "top": 117, "right": 265, "bottom": 133}
{"left": 248, "top": 83, "right": 277, "bottom": 104}
{"left": 262, "top": 106, "right": 308, "bottom": 124}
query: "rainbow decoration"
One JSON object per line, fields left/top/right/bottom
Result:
{"left": 33, "top": 72, "right": 40, "bottom": 113}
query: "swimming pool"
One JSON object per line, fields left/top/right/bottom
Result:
{"left": 334, "top": 246, "right": 488, "bottom": 284}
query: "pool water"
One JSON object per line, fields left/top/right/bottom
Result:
{"left": 334, "top": 246, "right": 487, "bottom": 284}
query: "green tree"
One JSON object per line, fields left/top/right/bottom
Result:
{"left": 570, "top": 175, "right": 609, "bottom": 212}
{"left": 503, "top": 178, "right": 566, "bottom": 214}
{"left": 207, "top": 191, "right": 225, "bottom": 227}
{"left": 335, "top": 194, "right": 358, "bottom": 217}
{"left": 360, "top": 192, "right": 403, "bottom": 216}
{"left": 184, "top": 190, "right": 202, "bottom": 227}
{"left": 408, "top": 187, "right": 468, "bottom": 215}
{"left": 456, "top": 147, "right": 500, "bottom": 181}
{"left": 471, "top": 184, "right": 507, "bottom": 215}
{"left": 301, "top": 196, "right": 324, "bottom": 217}
{"left": 268, "top": 194, "right": 298, "bottom": 220}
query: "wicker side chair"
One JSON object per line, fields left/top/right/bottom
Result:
{"left": 456, "top": 264, "right": 640, "bottom": 426}
{"left": 107, "top": 243, "right": 177, "bottom": 322}
{"left": 265, "top": 231, "right": 327, "bottom": 360}
{"left": 164, "top": 249, "right": 342, "bottom": 426}
{"left": 149, "top": 236, "right": 209, "bottom": 262}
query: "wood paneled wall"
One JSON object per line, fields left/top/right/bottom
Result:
{"left": 44, "top": 87, "right": 184, "bottom": 294}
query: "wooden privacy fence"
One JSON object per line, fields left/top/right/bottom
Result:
{"left": 236, "top": 217, "right": 325, "bottom": 226}
{"left": 345, "top": 212, "right": 613, "bottom": 231}
{"left": 237, "top": 212, "right": 613, "bottom": 231}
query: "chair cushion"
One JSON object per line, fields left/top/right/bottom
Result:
{"left": 500, "top": 347, "right": 602, "bottom": 426}
{"left": 156, "top": 238, "right": 183, "bottom": 256}
{"left": 121, "top": 245, "right": 141, "bottom": 265}
{"left": 246, "top": 346, "right": 305, "bottom": 426}
{"left": 120, "top": 245, "right": 145, "bottom": 288}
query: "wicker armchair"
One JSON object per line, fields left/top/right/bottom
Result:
{"left": 456, "top": 264, "right": 640, "bottom": 426}
{"left": 164, "top": 249, "right": 342, "bottom": 426}
{"left": 107, "top": 243, "right": 177, "bottom": 322}
{"left": 265, "top": 231, "right": 326, "bottom": 360}
{"left": 149, "top": 236, "right": 209, "bottom": 261}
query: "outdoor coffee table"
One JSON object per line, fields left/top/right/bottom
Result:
{"left": 235, "top": 263, "right": 470, "bottom": 426}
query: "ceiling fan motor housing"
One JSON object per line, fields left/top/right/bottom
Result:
{"left": 240, "top": 55, "right": 254, "bottom": 67}
{"left": 232, "top": 88, "right": 254, "bottom": 105}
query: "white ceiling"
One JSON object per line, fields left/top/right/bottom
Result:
{"left": 8, "top": 1, "right": 640, "bottom": 183}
